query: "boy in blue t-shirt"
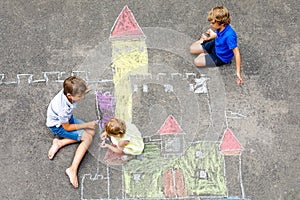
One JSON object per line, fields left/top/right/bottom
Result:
{"left": 190, "top": 6, "right": 243, "bottom": 84}
{"left": 46, "top": 76, "right": 98, "bottom": 188}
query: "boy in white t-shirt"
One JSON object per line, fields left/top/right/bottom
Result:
{"left": 46, "top": 76, "right": 98, "bottom": 188}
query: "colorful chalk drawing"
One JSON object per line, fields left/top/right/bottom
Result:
{"left": 0, "top": 5, "right": 250, "bottom": 200}
{"left": 76, "top": 5, "right": 251, "bottom": 200}
{"left": 78, "top": 5, "right": 250, "bottom": 200}
{"left": 157, "top": 115, "right": 183, "bottom": 135}
{"left": 110, "top": 6, "right": 144, "bottom": 40}
{"left": 95, "top": 91, "right": 115, "bottom": 129}
{"left": 0, "top": 4, "right": 253, "bottom": 199}
{"left": 110, "top": 5, "right": 148, "bottom": 123}
{"left": 220, "top": 128, "right": 244, "bottom": 155}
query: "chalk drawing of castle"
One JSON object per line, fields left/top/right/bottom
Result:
{"left": 80, "top": 6, "right": 249, "bottom": 200}
{"left": 0, "top": 5, "right": 248, "bottom": 200}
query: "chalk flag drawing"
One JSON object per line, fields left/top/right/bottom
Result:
{"left": 79, "top": 5, "right": 249, "bottom": 200}
{"left": 95, "top": 91, "right": 115, "bottom": 129}
{"left": 110, "top": 5, "right": 148, "bottom": 123}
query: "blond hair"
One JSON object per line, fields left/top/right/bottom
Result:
{"left": 207, "top": 6, "right": 231, "bottom": 25}
{"left": 105, "top": 118, "right": 126, "bottom": 137}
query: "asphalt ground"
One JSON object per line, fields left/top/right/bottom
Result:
{"left": 0, "top": 0, "right": 299, "bottom": 199}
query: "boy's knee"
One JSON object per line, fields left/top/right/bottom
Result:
{"left": 190, "top": 46, "right": 200, "bottom": 54}
{"left": 194, "top": 58, "right": 205, "bottom": 67}
{"left": 189, "top": 46, "right": 195, "bottom": 54}
{"left": 81, "top": 131, "right": 94, "bottom": 142}
{"left": 86, "top": 129, "right": 96, "bottom": 136}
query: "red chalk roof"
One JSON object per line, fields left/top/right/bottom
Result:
{"left": 220, "top": 128, "right": 244, "bottom": 153}
{"left": 110, "top": 6, "right": 145, "bottom": 39}
{"left": 157, "top": 115, "right": 183, "bottom": 135}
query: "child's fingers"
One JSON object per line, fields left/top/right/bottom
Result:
{"left": 100, "top": 140, "right": 106, "bottom": 147}
{"left": 100, "top": 132, "right": 107, "bottom": 140}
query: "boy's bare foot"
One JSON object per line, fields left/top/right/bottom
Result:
{"left": 48, "top": 138, "right": 60, "bottom": 160}
{"left": 66, "top": 168, "right": 78, "bottom": 188}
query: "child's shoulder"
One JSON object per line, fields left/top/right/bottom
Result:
{"left": 125, "top": 122, "right": 142, "bottom": 138}
{"left": 227, "top": 25, "right": 237, "bottom": 34}
{"left": 51, "top": 89, "right": 72, "bottom": 108}
{"left": 126, "top": 122, "right": 140, "bottom": 132}
{"left": 222, "top": 25, "right": 237, "bottom": 38}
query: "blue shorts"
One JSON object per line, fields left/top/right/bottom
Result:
{"left": 49, "top": 116, "right": 85, "bottom": 141}
{"left": 201, "top": 39, "right": 227, "bottom": 66}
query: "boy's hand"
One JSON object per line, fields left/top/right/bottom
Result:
{"left": 86, "top": 121, "right": 98, "bottom": 129}
{"left": 201, "top": 29, "right": 216, "bottom": 42}
{"left": 201, "top": 33, "right": 209, "bottom": 42}
{"left": 236, "top": 73, "right": 243, "bottom": 85}
{"left": 207, "top": 29, "right": 216, "bottom": 40}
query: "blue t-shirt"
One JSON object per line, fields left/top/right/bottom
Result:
{"left": 215, "top": 25, "right": 237, "bottom": 63}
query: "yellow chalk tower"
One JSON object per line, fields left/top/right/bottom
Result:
{"left": 110, "top": 6, "right": 148, "bottom": 122}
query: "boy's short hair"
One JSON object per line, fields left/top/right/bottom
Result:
{"left": 105, "top": 118, "right": 126, "bottom": 137}
{"left": 63, "top": 76, "right": 88, "bottom": 96}
{"left": 207, "top": 6, "right": 231, "bottom": 25}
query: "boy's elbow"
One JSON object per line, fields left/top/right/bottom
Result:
{"left": 62, "top": 124, "right": 69, "bottom": 130}
{"left": 62, "top": 123, "right": 73, "bottom": 131}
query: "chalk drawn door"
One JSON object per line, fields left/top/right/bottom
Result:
{"left": 163, "top": 168, "right": 186, "bottom": 198}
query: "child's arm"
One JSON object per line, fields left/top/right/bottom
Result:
{"left": 101, "top": 140, "right": 129, "bottom": 154}
{"left": 62, "top": 121, "right": 97, "bottom": 131}
{"left": 233, "top": 47, "right": 243, "bottom": 85}
{"left": 118, "top": 140, "right": 130, "bottom": 149}
{"left": 201, "top": 29, "right": 217, "bottom": 42}
{"left": 101, "top": 143, "right": 124, "bottom": 154}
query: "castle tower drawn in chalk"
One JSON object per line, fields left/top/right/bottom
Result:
{"left": 110, "top": 6, "right": 148, "bottom": 122}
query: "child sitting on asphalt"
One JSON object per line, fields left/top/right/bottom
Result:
{"left": 46, "top": 76, "right": 98, "bottom": 188}
{"left": 190, "top": 6, "right": 243, "bottom": 85}
{"left": 100, "top": 118, "right": 144, "bottom": 160}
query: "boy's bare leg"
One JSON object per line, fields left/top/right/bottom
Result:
{"left": 194, "top": 53, "right": 207, "bottom": 67}
{"left": 190, "top": 40, "right": 205, "bottom": 54}
{"left": 48, "top": 138, "right": 78, "bottom": 160}
{"left": 66, "top": 130, "right": 95, "bottom": 188}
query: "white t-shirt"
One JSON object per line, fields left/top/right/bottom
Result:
{"left": 46, "top": 89, "right": 77, "bottom": 127}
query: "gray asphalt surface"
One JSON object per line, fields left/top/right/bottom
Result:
{"left": 0, "top": 0, "right": 299, "bottom": 199}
